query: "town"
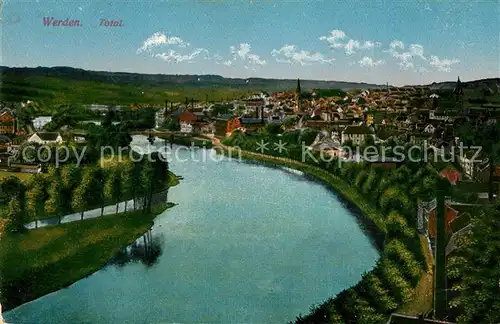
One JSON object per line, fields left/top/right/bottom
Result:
{"left": 0, "top": 1, "right": 499, "bottom": 322}
{"left": 0, "top": 73, "right": 499, "bottom": 323}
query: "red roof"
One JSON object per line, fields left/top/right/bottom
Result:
{"left": 428, "top": 205, "right": 458, "bottom": 238}
{"left": 440, "top": 168, "right": 462, "bottom": 185}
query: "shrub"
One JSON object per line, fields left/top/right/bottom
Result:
{"left": 385, "top": 240, "right": 423, "bottom": 286}
{"left": 359, "top": 272, "right": 399, "bottom": 314}
{"left": 376, "top": 258, "right": 414, "bottom": 304}
{"left": 386, "top": 211, "right": 414, "bottom": 238}
{"left": 355, "top": 170, "right": 369, "bottom": 190}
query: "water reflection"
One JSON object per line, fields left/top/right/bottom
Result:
{"left": 108, "top": 230, "right": 164, "bottom": 268}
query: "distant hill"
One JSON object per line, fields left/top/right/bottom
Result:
{"left": 426, "top": 78, "right": 500, "bottom": 90}
{"left": 0, "top": 66, "right": 384, "bottom": 92}
{"left": 0, "top": 66, "right": 497, "bottom": 106}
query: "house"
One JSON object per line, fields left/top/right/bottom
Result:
{"left": 424, "top": 124, "right": 436, "bottom": 134}
{"left": 180, "top": 123, "right": 193, "bottom": 134}
{"left": 240, "top": 118, "right": 265, "bottom": 133}
{"left": 0, "top": 109, "right": 16, "bottom": 134}
{"left": 170, "top": 108, "right": 198, "bottom": 124}
{"left": 27, "top": 132, "right": 63, "bottom": 145}
{"left": 192, "top": 121, "right": 215, "bottom": 136}
{"left": 88, "top": 104, "right": 109, "bottom": 112}
{"left": 155, "top": 107, "right": 166, "bottom": 128}
{"left": 459, "top": 150, "right": 489, "bottom": 181}
{"left": 215, "top": 116, "right": 241, "bottom": 137}
{"left": 341, "top": 124, "right": 375, "bottom": 145}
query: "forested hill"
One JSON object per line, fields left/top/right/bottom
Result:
{"left": 0, "top": 66, "right": 384, "bottom": 91}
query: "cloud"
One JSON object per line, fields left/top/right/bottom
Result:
{"left": 137, "top": 32, "right": 190, "bottom": 54}
{"left": 358, "top": 56, "right": 385, "bottom": 67}
{"left": 230, "top": 43, "right": 267, "bottom": 66}
{"left": 387, "top": 40, "right": 426, "bottom": 70}
{"left": 222, "top": 60, "right": 233, "bottom": 66}
{"left": 154, "top": 48, "right": 208, "bottom": 63}
{"left": 320, "top": 29, "right": 381, "bottom": 55}
{"left": 389, "top": 40, "right": 405, "bottom": 50}
{"left": 429, "top": 55, "right": 460, "bottom": 72}
{"left": 319, "top": 29, "right": 347, "bottom": 48}
{"left": 409, "top": 44, "right": 425, "bottom": 60}
{"left": 271, "top": 44, "right": 334, "bottom": 65}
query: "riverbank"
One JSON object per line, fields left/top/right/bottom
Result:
{"left": 215, "top": 144, "right": 433, "bottom": 319}
{"left": 0, "top": 202, "right": 175, "bottom": 312}
{"left": 215, "top": 145, "right": 387, "bottom": 251}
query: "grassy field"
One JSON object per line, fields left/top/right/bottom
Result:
{"left": 0, "top": 203, "right": 174, "bottom": 311}
{"left": 0, "top": 171, "right": 33, "bottom": 181}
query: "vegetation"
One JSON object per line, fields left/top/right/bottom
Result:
{"left": 447, "top": 201, "right": 500, "bottom": 323}
{"left": 1, "top": 152, "right": 171, "bottom": 227}
{"left": 0, "top": 74, "right": 253, "bottom": 106}
{"left": 0, "top": 203, "right": 174, "bottom": 311}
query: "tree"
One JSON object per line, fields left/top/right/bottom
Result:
{"left": 91, "top": 167, "right": 106, "bottom": 216}
{"left": 61, "top": 164, "right": 81, "bottom": 208}
{"left": 104, "top": 166, "right": 122, "bottom": 214}
{"left": 0, "top": 176, "right": 26, "bottom": 232}
{"left": 448, "top": 202, "right": 500, "bottom": 323}
{"left": 26, "top": 174, "right": 46, "bottom": 228}
{"left": 4, "top": 197, "right": 24, "bottom": 233}
{"left": 72, "top": 167, "right": 93, "bottom": 220}
{"left": 120, "top": 160, "right": 135, "bottom": 212}
{"left": 163, "top": 117, "right": 180, "bottom": 131}
{"left": 44, "top": 168, "right": 65, "bottom": 224}
{"left": 139, "top": 159, "right": 154, "bottom": 213}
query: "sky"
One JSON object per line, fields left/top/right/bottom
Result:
{"left": 1, "top": 0, "right": 499, "bottom": 85}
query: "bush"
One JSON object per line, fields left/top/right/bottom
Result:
{"left": 376, "top": 258, "right": 414, "bottom": 304}
{"left": 384, "top": 240, "right": 423, "bottom": 286}
{"left": 355, "top": 170, "right": 369, "bottom": 190}
{"left": 359, "top": 273, "right": 399, "bottom": 314}
{"left": 386, "top": 211, "right": 414, "bottom": 238}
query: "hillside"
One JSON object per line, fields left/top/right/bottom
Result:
{"left": 0, "top": 66, "right": 497, "bottom": 106}
{"left": 0, "top": 66, "right": 385, "bottom": 105}
{"left": 426, "top": 78, "right": 500, "bottom": 90}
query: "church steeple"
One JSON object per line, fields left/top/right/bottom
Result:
{"left": 295, "top": 78, "right": 302, "bottom": 113}
{"left": 453, "top": 76, "right": 464, "bottom": 97}
{"left": 453, "top": 76, "right": 468, "bottom": 116}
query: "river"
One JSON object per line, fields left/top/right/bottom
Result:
{"left": 3, "top": 136, "right": 379, "bottom": 324}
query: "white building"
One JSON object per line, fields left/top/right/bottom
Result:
{"left": 341, "top": 125, "right": 375, "bottom": 145}
{"left": 180, "top": 122, "right": 193, "bottom": 134}
{"left": 27, "top": 132, "right": 63, "bottom": 145}
{"left": 155, "top": 107, "right": 166, "bottom": 128}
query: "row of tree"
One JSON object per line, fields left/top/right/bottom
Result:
{"left": 1, "top": 152, "right": 170, "bottom": 233}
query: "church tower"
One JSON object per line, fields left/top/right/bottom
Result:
{"left": 295, "top": 78, "right": 302, "bottom": 113}
{"left": 454, "top": 76, "right": 468, "bottom": 116}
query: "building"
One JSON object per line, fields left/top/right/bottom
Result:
{"left": 214, "top": 116, "right": 241, "bottom": 137}
{"left": 0, "top": 109, "right": 16, "bottom": 134}
{"left": 88, "top": 104, "right": 109, "bottom": 112}
{"left": 459, "top": 150, "right": 489, "bottom": 181}
{"left": 27, "top": 132, "right": 63, "bottom": 145}
{"left": 341, "top": 124, "right": 375, "bottom": 145}
{"left": 155, "top": 107, "right": 166, "bottom": 129}
{"left": 294, "top": 78, "right": 302, "bottom": 113}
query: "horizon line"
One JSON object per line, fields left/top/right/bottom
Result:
{"left": 2, "top": 65, "right": 498, "bottom": 88}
